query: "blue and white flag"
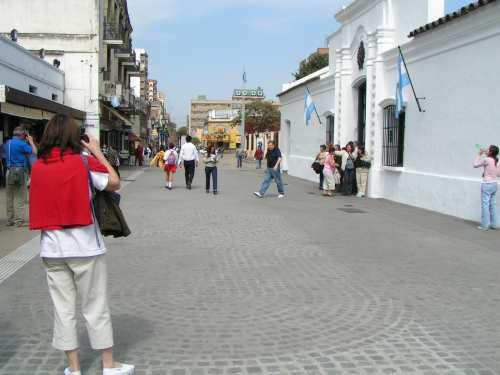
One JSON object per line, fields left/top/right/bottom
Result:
{"left": 304, "top": 88, "right": 317, "bottom": 126}
{"left": 395, "top": 54, "right": 410, "bottom": 119}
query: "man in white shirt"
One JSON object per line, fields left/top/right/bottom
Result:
{"left": 178, "top": 135, "right": 199, "bottom": 190}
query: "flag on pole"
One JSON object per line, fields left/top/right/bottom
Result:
{"left": 395, "top": 54, "right": 410, "bottom": 119}
{"left": 304, "top": 88, "right": 318, "bottom": 126}
{"left": 243, "top": 70, "right": 247, "bottom": 84}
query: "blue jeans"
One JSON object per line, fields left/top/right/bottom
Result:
{"left": 256, "top": 160, "right": 262, "bottom": 169}
{"left": 259, "top": 168, "right": 284, "bottom": 196}
{"left": 205, "top": 167, "right": 218, "bottom": 192}
{"left": 481, "top": 183, "right": 497, "bottom": 228}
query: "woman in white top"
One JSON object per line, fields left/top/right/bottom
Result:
{"left": 29, "top": 114, "right": 134, "bottom": 375}
{"left": 163, "top": 142, "right": 178, "bottom": 190}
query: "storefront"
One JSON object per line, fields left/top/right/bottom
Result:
{"left": 0, "top": 85, "right": 85, "bottom": 143}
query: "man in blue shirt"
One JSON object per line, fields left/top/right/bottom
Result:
{"left": 0, "top": 141, "right": 6, "bottom": 188}
{"left": 5, "top": 126, "right": 37, "bottom": 226}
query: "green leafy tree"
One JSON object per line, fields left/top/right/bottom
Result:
{"left": 191, "top": 137, "right": 201, "bottom": 145}
{"left": 176, "top": 126, "right": 188, "bottom": 137}
{"left": 293, "top": 52, "right": 329, "bottom": 80}
{"left": 233, "top": 101, "right": 281, "bottom": 134}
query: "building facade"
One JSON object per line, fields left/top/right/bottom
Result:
{"left": 189, "top": 96, "right": 234, "bottom": 140}
{"left": 147, "top": 79, "right": 158, "bottom": 102}
{"left": 0, "top": 34, "right": 85, "bottom": 142}
{"left": 0, "top": 0, "right": 150, "bottom": 159}
{"left": 279, "top": 0, "right": 500, "bottom": 222}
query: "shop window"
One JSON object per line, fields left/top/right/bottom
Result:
{"left": 382, "top": 105, "right": 405, "bottom": 167}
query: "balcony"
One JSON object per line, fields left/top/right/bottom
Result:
{"left": 103, "top": 22, "right": 125, "bottom": 44}
{"left": 115, "top": 45, "right": 132, "bottom": 59}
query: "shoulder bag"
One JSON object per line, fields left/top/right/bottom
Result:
{"left": 82, "top": 155, "right": 131, "bottom": 238}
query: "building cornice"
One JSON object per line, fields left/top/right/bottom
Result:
{"left": 335, "top": 0, "right": 385, "bottom": 24}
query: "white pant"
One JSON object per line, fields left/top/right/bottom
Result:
{"left": 43, "top": 255, "right": 114, "bottom": 351}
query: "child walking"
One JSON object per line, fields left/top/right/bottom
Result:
{"left": 163, "top": 143, "right": 178, "bottom": 190}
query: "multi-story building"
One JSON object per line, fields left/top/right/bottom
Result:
{"left": 0, "top": 0, "right": 149, "bottom": 160}
{"left": 147, "top": 79, "right": 158, "bottom": 102}
{"left": 189, "top": 96, "right": 234, "bottom": 140}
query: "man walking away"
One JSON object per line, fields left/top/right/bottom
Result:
{"left": 236, "top": 145, "right": 245, "bottom": 168}
{"left": 178, "top": 135, "right": 199, "bottom": 190}
{"left": 5, "top": 126, "right": 37, "bottom": 226}
{"left": 254, "top": 140, "right": 284, "bottom": 199}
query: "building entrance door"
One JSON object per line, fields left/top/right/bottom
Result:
{"left": 357, "top": 81, "right": 367, "bottom": 145}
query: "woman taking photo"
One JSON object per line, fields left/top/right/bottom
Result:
{"left": 29, "top": 114, "right": 134, "bottom": 375}
{"left": 474, "top": 145, "right": 500, "bottom": 231}
{"left": 204, "top": 145, "right": 219, "bottom": 194}
{"left": 335, "top": 142, "right": 358, "bottom": 195}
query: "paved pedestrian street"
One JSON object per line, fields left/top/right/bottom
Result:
{"left": 1, "top": 161, "right": 499, "bottom": 375}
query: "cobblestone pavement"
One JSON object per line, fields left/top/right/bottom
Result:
{"left": 1, "top": 160, "right": 499, "bottom": 375}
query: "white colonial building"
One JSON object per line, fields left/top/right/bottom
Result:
{"left": 279, "top": 0, "right": 499, "bottom": 222}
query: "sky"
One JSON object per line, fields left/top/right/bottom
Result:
{"left": 128, "top": 0, "right": 473, "bottom": 126}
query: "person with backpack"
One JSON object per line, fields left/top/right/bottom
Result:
{"left": 474, "top": 145, "right": 500, "bottom": 231}
{"left": 203, "top": 145, "right": 219, "bottom": 195}
{"left": 163, "top": 143, "right": 178, "bottom": 190}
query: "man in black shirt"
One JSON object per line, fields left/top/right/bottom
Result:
{"left": 254, "top": 141, "right": 285, "bottom": 198}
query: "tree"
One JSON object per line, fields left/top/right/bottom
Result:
{"left": 233, "top": 101, "right": 281, "bottom": 134}
{"left": 191, "top": 137, "right": 201, "bottom": 145}
{"left": 293, "top": 52, "right": 329, "bottom": 80}
{"left": 176, "top": 126, "right": 188, "bottom": 137}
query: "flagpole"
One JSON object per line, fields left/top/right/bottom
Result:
{"left": 240, "top": 69, "right": 246, "bottom": 154}
{"left": 306, "top": 87, "right": 323, "bottom": 125}
{"left": 398, "top": 46, "right": 424, "bottom": 113}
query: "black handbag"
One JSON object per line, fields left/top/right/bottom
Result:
{"left": 311, "top": 161, "right": 323, "bottom": 174}
{"left": 82, "top": 156, "right": 131, "bottom": 238}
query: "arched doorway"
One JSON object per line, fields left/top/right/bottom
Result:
{"left": 357, "top": 81, "right": 367, "bottom": 145}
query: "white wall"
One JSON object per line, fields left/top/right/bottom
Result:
{"left": 279, "top": 70, "right": 335, "bottom": 182}
{"left": 0, "top": 36, "right": 64, "bottom": 102}
{"left": 377, "top": 2, "right": 500, "bottom": 221}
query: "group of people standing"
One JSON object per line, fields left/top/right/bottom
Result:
{"left": 313, "top": 142, "right": 371, "bottom": 198}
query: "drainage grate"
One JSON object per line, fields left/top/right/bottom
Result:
{"left": 338, "top": 208, "right": 367, "bottom": 214}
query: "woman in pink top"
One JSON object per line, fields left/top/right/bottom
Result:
{"left": 473, "top": 145, "right": 499, "bottom": 230}
{"left": 322, "top": 145, "right": 337, "bottom": 197}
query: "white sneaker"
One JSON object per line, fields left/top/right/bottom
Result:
{"left": 254, "top": 192, "right": 263, "bottom": 198}
{"left": 278, "top": 194, "right": 285, "bottom": 199}
{"left": 103, "top": 363, "right": 135, "bottom": 375}
{"left": 64, "top": 369, "right": 81, "bottom": 375}
{"left": 477, "top": 226, "right": 489, "bottom": 231}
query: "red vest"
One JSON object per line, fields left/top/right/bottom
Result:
{"left": 29, "top": 149, "right": 108, "bottom": 231}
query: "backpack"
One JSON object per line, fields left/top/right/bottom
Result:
{"left": 166, "top": 150, "right": 176, "bottom": 166}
